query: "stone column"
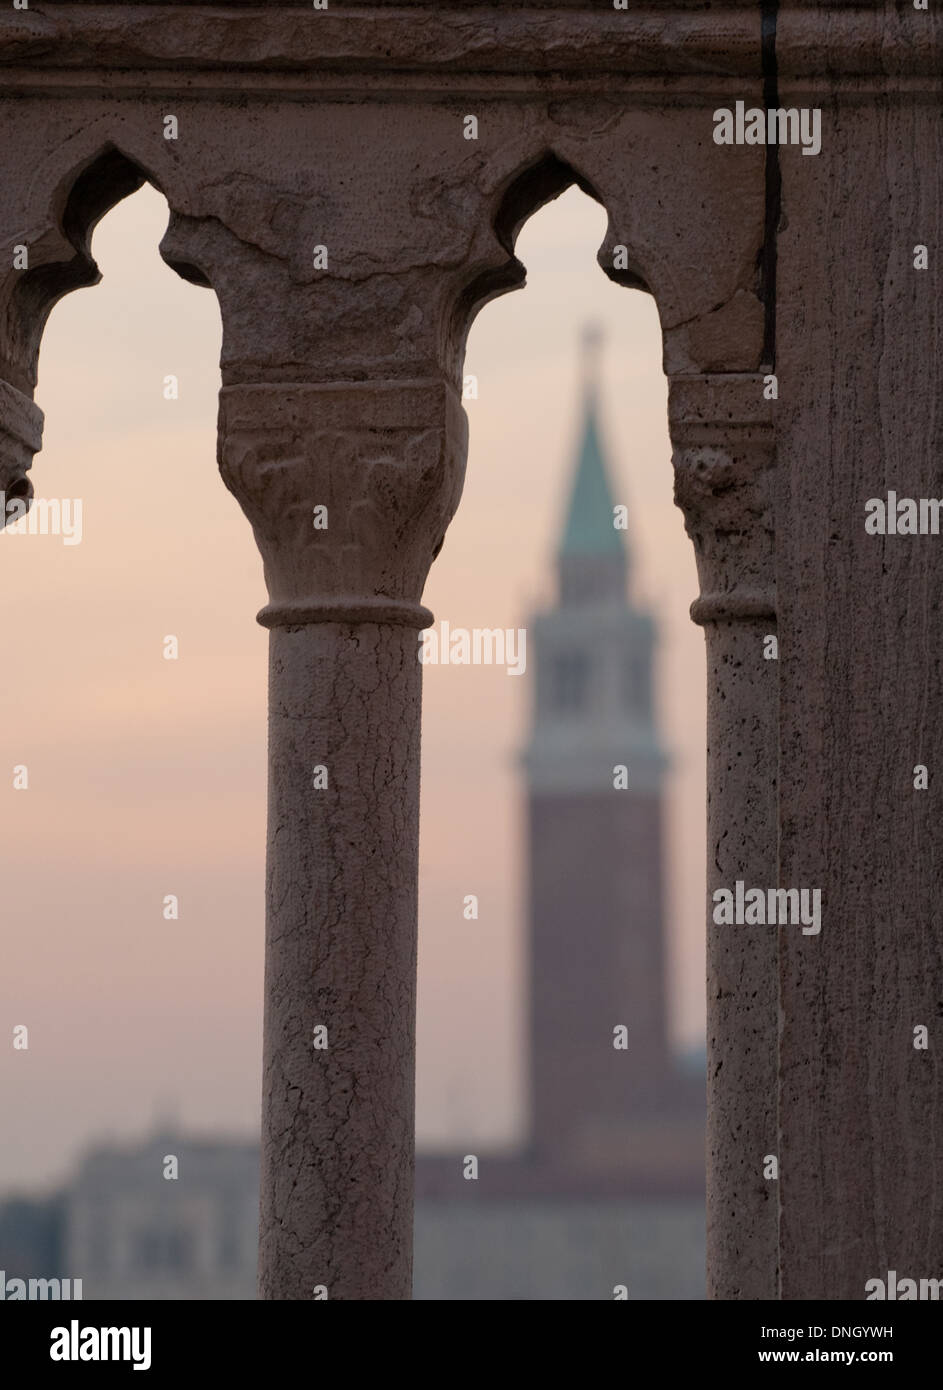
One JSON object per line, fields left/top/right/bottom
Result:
{"left": 0, "top": 378, "right": 42, "bottom": 520}
{"left": 774, "top": 6, "right": 943, "bottom": 1297}
{"left": 671, "top": 374, "right": 778, "bottom": 1300}
{"left": 218, "top": 380, "right": 466, "bottom": 1300}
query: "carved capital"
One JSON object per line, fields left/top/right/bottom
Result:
{"left": 669, "top": 374, "right": 776, "bottom": 626}
{"left": 0, "top": 378, "right": 42, "bottom": 523}
{"left": 218, "top": 379, "right": 467, "bottom": 629}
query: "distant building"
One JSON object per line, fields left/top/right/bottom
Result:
{"left": 0, "top": 1193, "right": 61, "bottom": 1283}
{"left": 0, "top": 1132, "right": 258, "bottom": 1300}
{"left": 62, "top": 1133, "right": 258, "bottom": 1300}
{"left": 58, "top": 1134, "right": 258, "bottom": 1295}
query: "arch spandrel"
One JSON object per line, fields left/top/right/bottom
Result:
{"left": 541, "top": 116, "right": 767, "bottom": 376}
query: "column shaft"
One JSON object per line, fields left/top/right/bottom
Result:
{"left": 258, "top": 622, "right": 421, "bottom": 1300}
{"left": 671, "top": 374, "right": 778, "bottom": 1299}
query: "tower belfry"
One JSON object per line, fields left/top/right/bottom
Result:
{"left": 524, "top": 327, "right": 671, "bottom": 1166}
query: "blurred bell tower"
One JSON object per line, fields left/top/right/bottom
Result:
{"left": 524, "top": 325, "right": 671, "bottom": 1168}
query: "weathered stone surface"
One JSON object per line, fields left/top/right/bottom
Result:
{"left": 0, "top": 378, "right": 42, "bottom": 518}
{"left": 259, "top": 621, "right": 422, "bottom": 1300}
{"left": 218, "top": 382, "right": 467, "bottom": 630}
{"left": 0, "top": 6, "right": 768, "bottom": 83}
{"left": 775, "top": 89, "right": 943, "bottom": 1301}
{"left": 672, "top": 374, "right": 778, "bottom": 1301}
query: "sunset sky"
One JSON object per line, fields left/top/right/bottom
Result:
{"left": 0, "top": 182, "right": 705, "bottom": 1191}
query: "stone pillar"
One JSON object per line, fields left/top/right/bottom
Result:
{"left": 218, "top": 380, "right": 466, "bottom": 1300}
{"left": 774, "top": 4, "right": 943, "bottom": 1297}
{"left": 0, "top": 377, "right": 42, "bottom": 519}
{"left": 671, "top": 374, "right": 778, "bottom": 1300}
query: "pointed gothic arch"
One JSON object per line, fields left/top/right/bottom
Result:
{"left": 4, "top": 138, "right": 210, "bottom": 392}
{"left": 0, "top": 136, "right": 222, "bottom": 533}
{"left": 451, "top": 149, "right": 655, "bottom": 372}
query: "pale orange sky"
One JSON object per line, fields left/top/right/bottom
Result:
{"left": 0, "top": 184, "right": 705, "bottom": 1190}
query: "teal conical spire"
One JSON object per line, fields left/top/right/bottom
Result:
{"left": 559, "top": 325, "right": 625, "bottom": 560}
{"left": 559, "top": 402, "right": 623, "bottom": 559}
